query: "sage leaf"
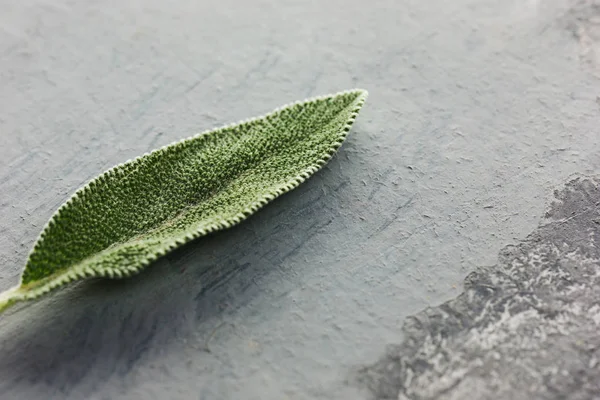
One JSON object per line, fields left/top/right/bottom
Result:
{"left": 0, "top": 89, "right": 368, "bottom": 313}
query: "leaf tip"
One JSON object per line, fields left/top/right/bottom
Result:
{"left": 349, "top": 88, "right": 368, "bottom": 100}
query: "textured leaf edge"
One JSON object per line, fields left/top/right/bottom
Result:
{"left": 0, "top": 89, "right": 368, "bottom": 313}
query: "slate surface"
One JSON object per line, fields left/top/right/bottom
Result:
{"left": 0, "top": 0, "right": 599, "bottom": 399}
{"left": 358, "top": 176, "right": 600, "bottom": 399}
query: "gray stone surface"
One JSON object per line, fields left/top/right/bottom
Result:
{"left": 0, "top": 0, "right": 599, "bottom": 399}
{"left": 357, "top": 176, "right": 600, "bottom": 399}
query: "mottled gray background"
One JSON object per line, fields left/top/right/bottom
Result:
{"left": 0, "top": 0, "right": 599, "bottom": 399}
{"left": 358, "top": 175, "right": 600, "bottom": 400}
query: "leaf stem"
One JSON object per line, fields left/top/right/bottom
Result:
{"left": 0, "top": 285, "right": 22, "bottom": 313}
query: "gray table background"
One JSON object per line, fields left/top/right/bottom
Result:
{"left": 0, "top": 0, "right": 599, "bottom": 399}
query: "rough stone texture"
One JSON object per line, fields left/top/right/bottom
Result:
{"left": 357, "top": 176, "right": 600, "bottom": 399}
{"left": 565, "top": 0, "right": 600, "bottom": 74}
{"left": 0, "top": 0, "right": 599, "bottom": 399}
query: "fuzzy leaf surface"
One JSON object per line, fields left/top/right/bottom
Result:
{"left": 0, "top": 89, "right": 368, "bottom": 312}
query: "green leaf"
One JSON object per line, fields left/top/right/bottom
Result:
{"left": 0, "top": 89, "right": 368, "bottom": 313}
